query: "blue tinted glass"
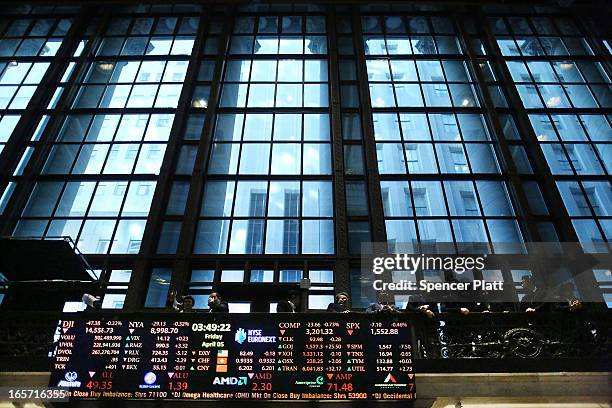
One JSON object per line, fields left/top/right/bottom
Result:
{"left": 303, "top": 181, "right": 332, "bottom": 217}
{"left": 405, "top": 144, "right": 437, "bottom": 173}
{"left": 487, "top": 220, "right": 524, "bottom": 253}
{"left": 145, "top": 268, "right": 171, "bottom": 307}
{"left": 201, "top": 181, "right": 235, "bottom": 217}
{"left": 302, "top": 220, "right": 334, "bottom": 254}
{"left": 386, "top": 220, "right": 417, "bottom": 253}
{"left": 557, "top": 181, "right": 590, "bottom": 216}
{"left": 572, "top": 219, "right": 606, "bottom": 253}
{"left": 444, "top": 181, "right": 481, "bottom": 216}
{"left": 583, "top": 181, "right": 612, "bottom": 216}
{"left": 376, "top": 143, "right": 405, "bottom": 174}
{"left": 373, "top": 113, "right": 400, "bottom": 140}
{"left": 239, "top": 143, "right": 270, "bottom": 174}
{"left": 381, "top": 181, "right": 412, "bottom": 217}
{"left": 466, "top": 144, "right": 500, "bottom": 173}
{"left": 411, "top": 181, "right": 446, "bottom": 216}
{"left": 418, "top": 220, "right": 453, "bottom": 242}
{"left": 157, "top": 222, "right": 181, "bottom": 254}
{"left": 111, "top": 220, "right": 145, "bottom": 254}
{"left": 167, "top": 182, "right": 190, "bottom": 215}
{"left": 22, "top": 182, "right": 63, "bottom": 216}
{"left": 194, "top": 220, "right": 230, "bottom": 254}
{"left": 477, "top": 181, "right": 514, "bottom": 216}
{"left": 229, "top": 219, "right": 264, "bottom": 254}
{"left": 234, "top": 181, "right": 267, "bottom": 217}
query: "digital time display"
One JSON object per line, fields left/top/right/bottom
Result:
{"left": 49, "top": 314, "right": 416, "bottom": 401}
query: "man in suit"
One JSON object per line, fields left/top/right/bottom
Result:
{"left": 366, "top": 291, "right": 401, "bottom": 313}
{"left": 327, "top": 292, "right": 351, "bottom": 313}
{"left": 208, "top": 292, "right": 229, "bottom": 313}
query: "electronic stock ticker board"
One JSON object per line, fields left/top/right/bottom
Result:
{"left": 49, "top": 314, "right": 416, "bottom": 401}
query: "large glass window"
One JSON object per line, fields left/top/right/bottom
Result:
{"left": 0, "top": 12, "right": 76, "bottom": 213}
{"left": 366, "top": 15, "right": 522, "bottom": 252}
{"left": 196, "top": 13, "right": 334, "bottom": 255}
{"left": 14, "top": 14, "right": 194, "bottom": 254}
{"left": 493, "top": 15, "right": 611, "bottom": 251}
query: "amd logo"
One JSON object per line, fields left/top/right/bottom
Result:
{"left": 213, "top": 377, "right": 248, "bottom": 386}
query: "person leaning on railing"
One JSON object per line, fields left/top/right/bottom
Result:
{"left": 519, "top": 275, "right": 546, "bottom": 312}
{"left": 404, "top": 293, "right": 436, "bottom": 319}
{"left": 277, "top": 290, "right": 300, "bottom": 313}
{"left": 441, "top": 277, "right": 481, "bottom": 315}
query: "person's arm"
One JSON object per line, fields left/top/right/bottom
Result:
{"left": 404, "top": 295, "right": 423, "bottom": 313}
{"left": 443, "top": 302, "right": 471, "bottom": 315}
{"left": 531, "top": 290, "right": 549, "bottom": 312}
{"left": 327, "top": 303, "right": 337, "bottom": 312}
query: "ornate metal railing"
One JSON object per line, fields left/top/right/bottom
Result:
{"left": 0, "top": 311, "right": 609, "bottom": 372}
{"left": 412, "top": 312, "right": 611, "bottom": 360}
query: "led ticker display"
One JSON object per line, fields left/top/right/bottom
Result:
{"left": 49, "top": 314, "right": 416, "bottom": 401}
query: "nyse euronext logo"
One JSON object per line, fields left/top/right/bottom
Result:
{"left": 235, "top": 328, "right": 247, "bottom": 344}
{"left": 234, "top": 328, "right": 276, "bottom": 344}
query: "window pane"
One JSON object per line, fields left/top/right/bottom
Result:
{"left": 78, "top": 220, "right": 116, "bottom": 254}
{"left": 194, "top": 220, "right": 229, "bottom": 253}
{"left": 406, "top": 143, "right": 437, "bottom": 173}
{"left": 418, "top": 219, "right": 453, "bottom": 243}
{"left": 303, "top": 144, "right": 331, "bottom": 174}
{"left": 386, "top": 220, "right": 417, "bottom": 252}
{"left": 89, "top": 182, "right": 126, "bottom": 216}
{"left": 221, "top": 270, "right": 244, "bottom": 282}
{"left": 234, "top": 181, "right": 267, "bottom": 216}
{"left": 411, "top": 181, "right": 446, "bottom": 216}
{"left": 303, "top": 181, "right": 332, "bottom": 217}
{"left": 22, "top": 182, "right": 63, "bottom": 217}
{"left": 239, "top": 143, "right": 270, "bottom": 174}
{"left": 111, "top": 220, "right": 145, "bottom": 254}
{"left": 123, "top": 181, "right": 155, "bottom": 216}
{"left": 487, "top": 219, "right": 523, "bottom": 253}
{"left": 302, "top": 220, "right": 334, "bottom": 254}
{"left": 381, "top": 181, "right": 412, "bottom": 217}
{"left": 209, "top": 143, "right": 239, "bottom": 174}
{"left": 346, "top": 182, "right": 369, "bottom": 216}
{"left": 55, "top": 182, "right": 95, "bottom": 217}
{"left": 271, "top": 144, "right": 301, "bottom": 175}
{"left": 244, "top": 114, "right": 273, "bottom": 141}
{"left": 201, "top": 181, "right": 235, "bottom": 217}
{"left": 477, "top": 181, "right": 514, "bottom": 216}
{"left": 265, "top": 219, "right": 299, "bottom": 254}
{"left": 273, "top": 114, "right": 301, "bottom": 141}
{"left": 268, "top": 181, "right": 300, "bottom": 217}
{"left": 444, "top": 181, "right": 481, "bottom": 216}
{"left": 229, "top": 219, "right": 264, "bottom": 254}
